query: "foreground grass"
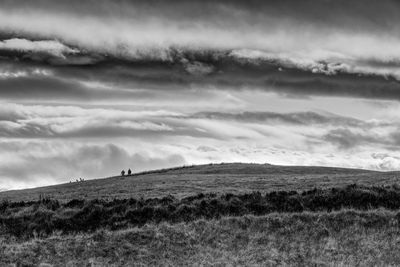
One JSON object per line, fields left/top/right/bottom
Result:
{"left": 4, "top": 184, "right": 400, "bottom": 239}
{"left": 2, "top": 209, "right": 400, "bottom": 266}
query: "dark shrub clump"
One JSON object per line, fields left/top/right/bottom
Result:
{"left": 2, "top": 184, "right": 400, "bottom": 239}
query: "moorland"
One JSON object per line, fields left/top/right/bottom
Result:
{"left": 2, "top": 163, "right": 400, "bottom": 266}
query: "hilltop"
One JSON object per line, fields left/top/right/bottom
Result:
{"left": 1, "top": 163, "right": 399, "bottom": 202}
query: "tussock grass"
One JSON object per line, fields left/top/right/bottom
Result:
{"left": 2, "top": 210, "right": 400, "bottom": 266}
{"left": 3, "top": 184, "right": 400, "bottom": 266}
{"left": 3, "top": 184, "right": 400, "bottom": 239}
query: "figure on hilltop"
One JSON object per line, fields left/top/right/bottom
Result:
{"left": 121, "top": 170, "right": 125, "bottom": 176}
{"left": 128, "top": 168, "right": 132, "bottom": 175}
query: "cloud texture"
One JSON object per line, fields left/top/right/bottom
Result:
{"left": 2, "top": 0, "right": 400, "bottom": 189}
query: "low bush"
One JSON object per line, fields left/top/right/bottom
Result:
{"left": 3, "top": 184, "right": 400, "bottom": 238}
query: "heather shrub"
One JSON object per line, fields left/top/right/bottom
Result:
{"left": 2, "top": 184, "right": 400, "bottom": 238}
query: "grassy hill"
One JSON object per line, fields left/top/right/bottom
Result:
{"left": 2, "top": 163, "right": 400, "bottom": 266}
{"left": 1, "top": 163, "right": 399, "bottom": 202}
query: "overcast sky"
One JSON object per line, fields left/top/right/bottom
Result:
{"left": 2, "top": 0, "right": 400, "bottom": 189}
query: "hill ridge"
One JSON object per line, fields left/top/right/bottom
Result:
{"left": 131, "top": 162, "right": 378, "bottom": 176}
{"left": 0, "top": 163, "right": 397, "bottom": 202}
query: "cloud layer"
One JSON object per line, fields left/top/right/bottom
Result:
{"left": 1, "top": 101, "right": 400, "bottom": 190}
{"left": 2, "top": 0, "right": 400, "bottom": 79}
{"left": 2, "top": 0, "right": 400, "bottom": 189}
{"left": 0, "top": 141, "right": 185, "bottom": 189}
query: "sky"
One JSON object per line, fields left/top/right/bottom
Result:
{"left": 2, "top": 0, "right": 400, "bottom": 189}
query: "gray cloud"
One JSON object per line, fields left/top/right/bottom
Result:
{"left": 2, "top": 0, "right": 399, "bottom": 32}
{"left": 2, "top": 53, "right": 400, "bottom": 102}
{"left": 192, "top": 111, "right": 364, "bottom": 127}
{"left": 0, "top": 76, "right": 92, "bottom": 100}
{"left": 322, "top": 129, "right": 376, "bottom": 149}
{"left": 0, "top": 143, "right": 185, "bottom": 188}
{"left": 197, "top": 146, "right": 218, "bottom": 152}
{"left": 322, "top": 128, "right": 400, "bottom": 150}
{"left": 0, "top": 38, "right": 78, "bottom": 57}
{"left": 3, "top": 0, "right": 400, "bottom": 189}
{"left": 0, "top": 104, "right": 218, "bottom": 139}
{"left": 0, "top": 0, "right": 400, "bottom": 102}
{"left": 0, "top": 104, "right": 396, "bottom": 144}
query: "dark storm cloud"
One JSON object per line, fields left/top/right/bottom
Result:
{"left": 1, "top": 0, "right": 400, "bottom": 79}
{"left": 1, "top": 0, "right": 400, "bottom": 101}
{"left": 192, "top": 111, "right": 364, "bottom": 127}
{"left": 0, "top": 76, "right": 92, "bottom": 100}
{"left": 0, "top": 61, "right": 174, "bottom": 101}
{"left": 2, "top": 0, "right": 399, "bottom": 30}
{"left": 55, "top": 125, "right": 214, "bottom": 140}
{"left": 3, "top": 52, "right": 400, "bottom": 102}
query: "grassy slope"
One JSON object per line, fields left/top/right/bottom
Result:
{"left": 3, "top": 163, "right": 400, "bottom": 266}
{"left": 2, "top": 210, "right": 400, "bottom": 266}
{"left": 1, "top": 163, "right": 399, "bottom": 202}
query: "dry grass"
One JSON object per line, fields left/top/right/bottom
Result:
{"left": 4, "top": 185, "right": 400, "bottom": 239}
{"left": 2, "top": 209, "right": 400, "bottom": 266}
{"left": 1, "top": 163, "right": 399, "bottom": 202}
{"left": 2, "top": 164, "right": 400, "bottom": 266}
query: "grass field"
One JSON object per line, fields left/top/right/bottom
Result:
{"left": 2, "top": 163, "right": 400, "bottom": 266}
{"left": 3, "top": 184, "right": 400, "bottom": 239}
{"left": 2, "top": 210, "right": 400, "bottom": 266}
{"left": 1, "top": 163, "right": 399, "bottom": 202}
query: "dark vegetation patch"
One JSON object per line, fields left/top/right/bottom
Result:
{"left": 2, "top": 184, "right": 400, "bottom": 239}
